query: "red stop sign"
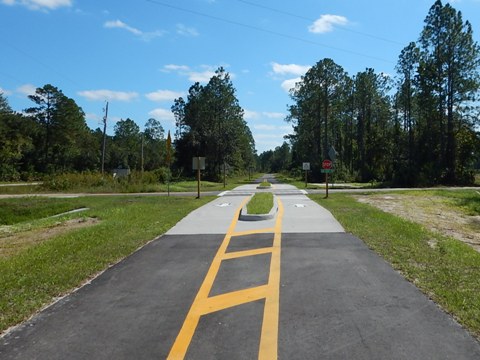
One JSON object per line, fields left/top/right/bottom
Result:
{"left": 322, "top": 159, "right": 332, "bottom": 169}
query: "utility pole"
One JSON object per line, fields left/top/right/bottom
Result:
{"left": 101, "top": 101, "right": 108, "bottom": 175}
{"left": 223, "top": 161, "right": 226, "bottom": 188}
{"left": 141, "top": 132, "right": 144, "bottom": 177}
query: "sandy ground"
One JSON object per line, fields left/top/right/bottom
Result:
{"left": 354, "top": 194, "right": 480, "bottom": 252}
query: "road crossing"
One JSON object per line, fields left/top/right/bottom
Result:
{"left": 168, "top": 197, "right": 284, "bottom": 359}
{"left": 1, "top": 182, "right": 480, "bottom": 359}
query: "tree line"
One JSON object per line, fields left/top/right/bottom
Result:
{"left": 261, "top": 0, "right": 480, "bottom": 186}
{"left": 0, "top": 84, "right": 169, "bottom": 181}
{"left": 172, "top": 67, "right": 256, "bottom": 181}
{"left": 2, "top": 1, "right": 478, "bottom": 186}
{"left": 0, "top": 68, "right": 256, "bottom": 182}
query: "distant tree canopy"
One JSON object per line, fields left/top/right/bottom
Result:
{"left": 1, "top": 1, "right": 478, "bottom": 186}
{"left": 263, "top": 0, "right": 479, "bottom": 186}
{"left": 0, "top": 69, "right": 256, "bottom": 182}
{"left": 172, "top": 67, "right": 256, "bottom": 180}
{"left": 0, "top": 87, "right": 168, "bottom": 181}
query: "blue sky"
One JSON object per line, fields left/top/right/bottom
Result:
{"left": 1, "top": 0, "right": 479, "bottom": 153}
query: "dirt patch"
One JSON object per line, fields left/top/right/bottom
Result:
{"left": 354, "top": 194, "right": 480, "bottom": 252}
{"left": 0, "top": 217, "right": 99, "bottom": 258}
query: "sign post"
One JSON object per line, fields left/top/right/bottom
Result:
{"left": 166, "top": 130, "right": 172, "bottom": 196}
{"left": 322, "top": 159, "right": 333, "bottom": 198}
{"left": 302, "top": 162, "right": 310, "bottom": 188}
{"left": 197, "top": 160, "right": 200, "bottom": 198}
{"left": 192, "top": 157, "right": 206, "bottom": 199}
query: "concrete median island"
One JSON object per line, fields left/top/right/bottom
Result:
{"left": 239, "top": 193, "right": 278, "bottom": 221}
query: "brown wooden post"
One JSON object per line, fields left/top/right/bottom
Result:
{"left": 197, "top": 157, "right": 201, "bottom": 199}
{"left": 325, "top": 172, "right": 329, "bottom": 198}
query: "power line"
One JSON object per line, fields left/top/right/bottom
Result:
{"left": 3, "top": 39, "right": 82, "bottom": 88}
{"left": 145, "top": 0, "right": 395, "bottom": 64}
{"left": 236, "top": 0, "right": 406, "bottom": 46}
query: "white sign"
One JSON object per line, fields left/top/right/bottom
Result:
{"left": 192, "top": 157, "right": 206, "bottom": 170}
{"left": 302, "top": 162, "right": 310, "bottom": 171}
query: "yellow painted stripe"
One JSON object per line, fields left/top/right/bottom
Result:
{"left": 223, "top": 247, "right": 273, "bottom": 260}
{"left": 232, "top": 227, "right": 275, "bottom": 237}
{"left": 167, "top": 196, "right": 285, "bottom": 360}
{"left": 258, "top": 198, "right": 284, "bottom": 360}
{"left": 198, "top": 285, "right": 268, "bottom": 315}
{"left": 167, "top": 196, "right": 249, "bottom": 360}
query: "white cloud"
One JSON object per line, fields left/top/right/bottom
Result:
{"left": 148, "top": 108, "right": 175, "bottom": 124}
{"left": 161, "top": 64, "right": 232, "bottom": 84}
{"left": 263, "top": 112, "right": 285, "bottom": 119}
{"left": 188, "top": 70, "right": 217, "bottom": 83}
{"left": 0, "top": 87, "right": 12, "bottom": 96}
{"left": 254, "top": 124, "right": 277, "bottom": 131}
{"left": 17, "top": 84, "right": 37, "bottom": 96}
{"left": 104, "top": 19, "right": 164, "bottom": 41}
{"left": 308, "top": 14, "right": 348, "bottom": 34}
{"left": 162, "top": 64, "right": 191, "bottom": 73}
{"left": 270, "top": 63, "right": 308, "bottom": 93}
{"left": 85, "top": 113, "right": 101, "bottom": 122}
{"left": 2, "top": 0, "right": 72, "bottom": 10}
{"left": 281, "top": 78, "right": 301, "bottom": 93}
{"left": 105, "top": 19, "right": 142, "bottom": 36}
{"left": 244, "top": 110, "right": 285, "bottom": 121}
{"left": 78, "top": 89, "right": 139, "bottom": 102}
{"left": 254, "top": 124, "right": 291, "bottom": 131}
{"left": 243, "top": 110, "right": 260, "bottom": 120}
{"left": 271, "top": 62, "right": 310, "bottom": 76}
{"left": 254, "top": 133, "right": 289, "bottom": 150}
{"left": 176, "top": 23, "right": 199, "bottom": 37}
{"left": 255, "top": 133, "right": 288, "bottom": 139}
{"left": 146, "top": 90, "right": 184, "bottom": 102}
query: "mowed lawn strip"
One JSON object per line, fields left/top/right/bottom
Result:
{"left": 0, "top": 197, "right": 86, "bottom": 225}
{"left": 312, "top": 192, "right": 480, "bottom": 340}
{"left": 0, "top": 195, "right": 212, "bottom": 333}
{"left": 247, "top": 192, "right": 273, "bottom": 214}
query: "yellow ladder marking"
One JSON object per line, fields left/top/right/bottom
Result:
{"left": 223, "top": 247, "right": 274, "bottom": 260}
{"left": 197, "top": 285, "right": 269, "bottom": 314}
{"left": 259, "top": 200, "right": 283, "bottom": 360}
{"left": 167, "top": 196, "right": 284, "bottom": 360}
{"left": 233, "top": 227, "right": 275, "bottom": 237}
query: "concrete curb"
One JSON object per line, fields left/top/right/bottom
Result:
{"left": 239, "top": 194, "right": 278, "bottom": 221}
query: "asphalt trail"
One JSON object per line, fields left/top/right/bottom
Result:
{"left": 1, "top": 183, "right": 480, "bottom": 359}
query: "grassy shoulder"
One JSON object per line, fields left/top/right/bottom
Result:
{"left": 0, "top": 195, "right": 212, "bottom": 333}
{"left": 275, "top": 173, "right": 380, "bottom": 189}
{"left": 0, "top": 172, "right": 264, "bottom": 195}
{"left": 247, "top": 192, "right": 274, "bottom": 214}
{"left": 0, "top": 197, "right": 87, "bottom": 225}
{"left": 312, "top": 192, "right": 480, "bottom": 339}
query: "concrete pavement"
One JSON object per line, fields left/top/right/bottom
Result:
{"left": 1, "top": 181, "right": 480, "bottom": 359}
{"left": 167, "top": 183, "right": 344, "bottom": 235}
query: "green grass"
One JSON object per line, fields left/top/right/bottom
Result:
{"left": 258, "top": 181, "right": 271, "bottom": 187}
{"left": 390, "top": 189, "right": 480, "bottom": 216}
{"left": 312, "top": 193, "right": 480, "bottom": 339}
{"left": 274, "top": 173, "right": 379, "bottom": 189}
{"left": 430, "top": 189, "right": 480, "bottom": 216}
{"left": 0, "top": 195, "right": 212, "bottom": 333}
{"left": 0, "top": 185, "right": 43, "bottom": 195}
{"left": 247, "top": 192, "right": 274, "bottom": 214}
{"left": 0, "top": 197, "right": 87, "bottom": 225}
{"left": 0, "top": 172, "right": 263, "bottom": 194}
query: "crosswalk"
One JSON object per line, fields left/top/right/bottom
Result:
{"left": 167, "top": 197, "right": 285, "bottom": 359}
{"left": 219, "top": 189, "right": 307, "bottom": 197}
